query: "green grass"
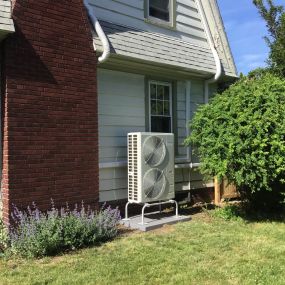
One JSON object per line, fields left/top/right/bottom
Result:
{"left": 1, "top": 211, "right": 285, "bottom": 285}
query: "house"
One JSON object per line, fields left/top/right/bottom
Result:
{"left": 90, "top": 0, "right": 237, "bottom": 202}
{"left": 0, "top": 0, "right": 237, "bottom": 224}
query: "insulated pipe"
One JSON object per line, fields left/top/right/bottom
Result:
{"left": 83, "top": 0, "right": 110, "bottom": 63}
{"left": 196, "top": 0, "right": 222, "bottom": 103}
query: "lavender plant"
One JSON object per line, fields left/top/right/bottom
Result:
{"left": 9, "top": 201, "right": 121, "bottom": 258}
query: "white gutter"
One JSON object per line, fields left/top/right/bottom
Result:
{"left": 196, "top": 0, "right": 222, "bottom": 103}
{"left": 83, "top": 0, "right": 110, "bottom": 63}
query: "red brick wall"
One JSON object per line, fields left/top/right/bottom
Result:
{"left": 1, "top": 0, "right": 98, "bottom": 224}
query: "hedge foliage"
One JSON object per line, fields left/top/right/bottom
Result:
{"left": 185, "top": 73, "right": 285, "bottom": 196}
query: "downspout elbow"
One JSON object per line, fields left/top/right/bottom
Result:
{"left": 206, "top": 48, "right": 222, "bottom": 85}
{"left": 204, "top": 48, "right": 222, "bottom": 102}
{"left": 83, "top": 0, "right": 110, "bottom": 63}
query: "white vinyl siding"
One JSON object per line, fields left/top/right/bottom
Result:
{"left": 98, "top": 69, "right": 145, "bottom": 164}
{"left": 98, "top": 69, "right": 145, "bottom": 201}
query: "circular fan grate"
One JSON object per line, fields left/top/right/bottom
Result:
{"left": 143, "top": 136, "right": 166, "bottom": 167}
{"left": 143, "top": 168, "right": 166, "bottom": 199}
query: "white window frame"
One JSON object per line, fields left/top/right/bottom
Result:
{"left": 149, "top": 80, "right": 173, "bottom": 133}
{"left": 145, "top": 0, "right": 175, "bottom": 28}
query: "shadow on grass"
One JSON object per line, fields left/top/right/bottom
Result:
{"left": 173, "top": 201, "right": 285, "bottom": 223}
{"left": 237, "top": 207, "right": 285, "bottom": 223}
{"left": 207, "top": 202, "right": 285, "bottom": 223}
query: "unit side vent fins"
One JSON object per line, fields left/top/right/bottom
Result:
{"left": 128, "top": 134, "right": 138, "bottom": 201}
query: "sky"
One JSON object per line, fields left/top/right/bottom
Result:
{"left": 217, "top": 0, "right": 285, "bottom": 75}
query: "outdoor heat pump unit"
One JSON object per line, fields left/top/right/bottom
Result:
{"left": 127, "top": 132, "right": 175, "bottom": 203}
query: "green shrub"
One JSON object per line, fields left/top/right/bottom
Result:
{"left": 9, "top": 202, "right": 121, "bottom": 258}
{"left": 185, "top": 73, "right": 285, "bottom": 210}
{"left": 0, "top": 219, "right": 8, "bottom": 255}
{"left": 211, "top": 205, "right": 242, "bottom": 221}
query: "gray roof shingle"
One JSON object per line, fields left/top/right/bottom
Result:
{"left": 94, "top": 21, "right": 236, "bottom": 76}
{"left": 0, "top": 0, "right": 15, "bottom": 40}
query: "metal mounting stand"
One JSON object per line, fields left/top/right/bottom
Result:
{"left": 123, "top": 200, "right": 179, "bottom": 225}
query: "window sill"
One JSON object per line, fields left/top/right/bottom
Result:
{"left": 144, "top": 18, "right": 176, "bottom": 31}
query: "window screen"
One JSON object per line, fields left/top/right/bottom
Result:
{"left": 149, "top": 0, "right": 170, "bottom": 22}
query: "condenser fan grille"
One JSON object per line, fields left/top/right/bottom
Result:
{"left": 143, "top": 136, "right": 166, "bottom": 167}
{"left": 143, "top": 168, "right": 166, "bottom": 199}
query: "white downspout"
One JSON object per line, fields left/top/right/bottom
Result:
{"left": 83, "top": 0, "right": 110, "bottom": 63}
{"left": 180, "top": 1, "right": 222, "bottom": 195}
{"left": 196, "top": 0, "right": 222, "bottom": 103}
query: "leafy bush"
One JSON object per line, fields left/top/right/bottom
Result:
{"left": 9, "top": 202, "right": 121, "bottom": 258}
{"left": 0, "top": 219, "right": 8, "bottom": 255}
{"left": 185, "top": 73, "right": 285, "bottom": 209}
{"left": 211, "top": 205, "right": 242, "bottom": 221}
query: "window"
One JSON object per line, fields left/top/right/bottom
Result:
{"left": 149, "top": 81, "right": 172, "bottom": 133}
{"left": 146, "top": 0, "right": 174, "bottom": 27}
{"left": 149, "top": 0, "right": 170, "bottom": 22}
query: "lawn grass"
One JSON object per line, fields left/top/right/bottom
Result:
{"left": 1, "top": 210, "right": 285, "bottom": 285}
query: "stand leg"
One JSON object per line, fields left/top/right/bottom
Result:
{"left": 187, "top": 192, "right": 191, "bottom": 203}
{"left": 141, "top": 204, "right": 148, "bottom": 225}
{"left": 124, "top": 202, "right": 130, "bottom": 220}
{"left": 174, "top": 200, "right": 179, "bottom": 217}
